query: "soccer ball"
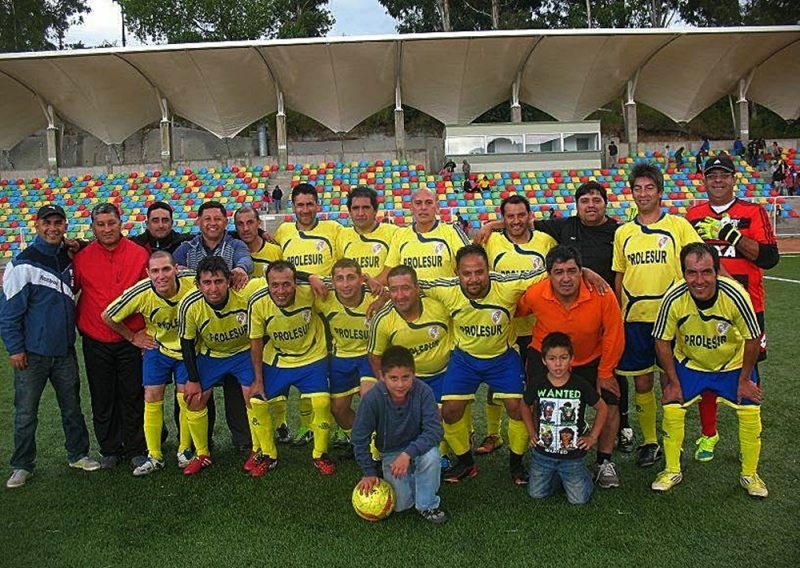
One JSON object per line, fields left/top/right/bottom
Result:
{"left": 351, "top": 479, "right": 396, "bottom": 521}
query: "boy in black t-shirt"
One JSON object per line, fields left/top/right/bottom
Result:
{"left": 520, "top": 332, "right": 608, "bottom": 504}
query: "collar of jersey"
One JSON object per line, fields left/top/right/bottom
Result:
{"left": 633, "top": 211, "right": 665, "bottom": 227}
{"left": 412, "top": 220, "right": 439, "bottom": 234}
{"left": 297, "top": 219, "right": 320, "bottom": 233}
{"left": 502, "top": 229, "right": 533, "bottom": 245}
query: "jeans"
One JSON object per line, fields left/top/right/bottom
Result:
{"left": 382, "top": 446, "right": 442, "bottom": 512}
{"left": 528, "top": 451, "right": 593, "bottom": 505}
{"left": 11, "top": 349, "right": 91, "bottom": 471}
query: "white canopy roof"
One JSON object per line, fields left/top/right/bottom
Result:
{"left": 0, "top": 27, "right": 798, "bottom": 150}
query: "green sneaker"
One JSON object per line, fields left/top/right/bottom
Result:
{"left": 651, "top": 469, "right": 683, "bottom": 492}
{"left": 740, "top": 474, "right": 768, "bottom": 499}
{"left": 694, "top": 432, "right": 720, "bottom": 462}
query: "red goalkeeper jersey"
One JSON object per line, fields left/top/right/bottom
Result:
{"left": 686, "top": 198, "right": 776, "bottom": 313}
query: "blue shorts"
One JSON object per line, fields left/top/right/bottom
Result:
{"left": 196, "top": 351, "right": 254, "bottom": 392}
{"left": 264, "top": 358, "right": 329, "bottom": 401}
{"left": 420, "top": 371, "right": 446, "bottom": 404}
{"left": 617, "top": 322, "right": 657, "bottom": 376}
{"left": 330, "top": 355, "right": 373, "bottom": 398}
{"left": 143, "top": 349, "right": 188, "bottom": 387}
{"left": 675, "top": 360, "right": 760, "bottom": 406}
{"left": 441, "top": 348, "right": 524, "bottom": 401}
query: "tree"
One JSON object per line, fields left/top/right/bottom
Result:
{"left": 117, "top": 0, "right": 333, "bottom": 44}
{"left": 0, "top": 0, "right": 90, "bottom": 53}
{"left": 379, "top": 0, "right": 546, "bottom": 32}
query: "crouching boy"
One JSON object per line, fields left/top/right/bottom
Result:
{"left": 352, "top": 346, "right": 448, "bottom": 524}
{"left": 520, "top": 332, "right": 608, "bottom": 504}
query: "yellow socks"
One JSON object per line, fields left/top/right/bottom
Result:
{"left": 486, "top": 400, "right": 503, "bottom": 438}
{"left": 249, "top": 398, "right": 277, "bottom": 459}
{"left": 737, "top": 406, "right": 762, "bottom": 477}
{"left": 661, "top": 404, "right": 686, "bottom": 473}
{"left": 176, "top": 393, "right": 191, "bottom": 455}
{"left": 143, "top": 400, "right": 164, "bottom": 461}
{"left": 635, "top": 389, "right": 658, "bottom": 445}
{"left": 186, "top": 407, "right": 210, "bottom": 456}
{"left": 443, "top": 413, "right": 471, "bottom": 456}
{"left": 507, "top": 417, "right": 528, "bottom": 455}
{"left": 310, "top": 395, "right": 333, "bottom": 459}
{"left": 299, "top": 396, "right": 313, "bottom": 429}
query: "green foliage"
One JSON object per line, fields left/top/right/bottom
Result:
{"left": 117, "top": 0, "right": 333, "bottom": 43}
{"left": 0, "top": 0, "right": 90, "bottom": 52}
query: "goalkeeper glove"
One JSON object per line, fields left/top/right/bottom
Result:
{"left": 696, "top": 215, "right": 742, "bottom": 246}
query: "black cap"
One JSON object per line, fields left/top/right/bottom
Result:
{"left": 703, "top": 154, "right": 735, "bottom": 174}
{"left": 36, "top": 204, "right": 67, "bottom": 220}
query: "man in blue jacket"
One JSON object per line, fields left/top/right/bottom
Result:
{"left": 352, "top": 346, "right": 448, "bottom": 524}
{"left": 0, "top": 204, "right": 100, "bottom": 488}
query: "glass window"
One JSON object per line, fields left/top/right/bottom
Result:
{"left": 446, "top": 136, "right": 485, "bottom": 155}
{"left": 524, "top": 133, "right": 562, "bottom": 153}
{"left": 487, "top": 135, "right": 523, "bottom": 154}
{"left": 563, "top": 133, "right": 599, "bottom": 152}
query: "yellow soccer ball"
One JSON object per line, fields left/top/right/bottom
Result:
{"left": 351, "top": 479, "right": 396, "bottom": 521}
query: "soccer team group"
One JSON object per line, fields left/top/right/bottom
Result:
{"left": 1, "top": 153, "right": 777, "bottom": 524}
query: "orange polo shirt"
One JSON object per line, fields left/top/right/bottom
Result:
{"left": 517, "top": 279, "right": 624, "bottom": 379}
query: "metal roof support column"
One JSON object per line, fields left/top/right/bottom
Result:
{"left": 158, "top": 96, "right": 172, "bottom": 171}
{"left": 42, "top": 103, "right": 59, "bottom": 175}
{"left": 624, "top": 72, "right": 639, "bottom": 157}
{"left": 736, "top": 74, "right": 753, "bottom": 144}
{"left": 511, "top": 74, "right": 522, "bottom": 123}
{"left": 394, "top": 43, "right": 405, "bottom": 160}
{"left": 275, "top": 89, "right": 288, "bottom": 167}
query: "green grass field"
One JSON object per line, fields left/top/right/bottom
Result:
{"left": 2, "top": 257, "right": 800, "bottom": 567}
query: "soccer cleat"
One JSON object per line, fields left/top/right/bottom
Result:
{"left": 312, "top": 453, "right": 336, "bottom": 476}
{"left": 594, "top": 460, "right": 620, "bottom": 489}
{"left": 332, "top": 431, "right": 352, "bottom": 450}
{"left": 183, "top": 455, "right": 212, "bottom": 476}
{"left": 740, "top": 474, "right": 768, "bottom": 499}
{"left": 176, "top": 449, "right": 193, "bottom": 469}
{"left": 100, "top": 455, "right": 120, "bottom": 470}
{"left": 69, "top": 456, "right": 101, "bottom": 472}
{"left": 419, "top": 507, "right": 449, "bottom": 524}
{"left": 291, "top": 428, "right": 314, "bottom": 448}
{"left": 249, "top": 455, "right": 278, "bottom": 477}
{"left": 475, "top": 434, "right": 504, "bottom": 455}
{"left": 243, "top": 451, "right": 261, "bottom": 473}
{"left": 276, "top": 424, "right": 292, "bottom": 445}
{"left": 651, "top": 470, "right": 683, "bottom": 492}
{"left": 694, "top": 433, "right": 720, "bottom": 462}
{"left": 6, "top": 469, "right": 32, "bottom": 489}
{"left": 618, "top": 428, "right": 635, "bottom": 453}
{"left": 443, "top": 462, "right": 478, "bottom": 483}
{"left": 636, "top": 443, "right": 663, "bottom": 468}
{"left": 133, "top": 457, "right": 165, "bottom": 477}
{"left": 510, "top": 467, "right": 529, "bottom": 486}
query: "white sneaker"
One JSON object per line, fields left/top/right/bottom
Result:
{"left": 69, "top": 456, "right": 102, "bottom": 472}
{"left": 133, "top": 457, "right": 165, "bottom": 477}
{"left": 177, "top": 449, "right": 193, "bottom": 469}
{"left": 6, "top": 469, "right": 33, "bottom": 488}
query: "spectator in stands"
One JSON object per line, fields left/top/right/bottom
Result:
{"left": 260, "top": 191, "right": 271, "bottom": 213}
{"left": 747, "top": 139, "right": 759, "bottom": 168}
{"left": 130, "top": 201, "right": 192, "bottom": 254}
{"left": 462, "top": 159, "right": 471, "bottom": 178}
{"left": 462, "top": 178, "right": 474, "bottom": 193}
{"left": 608, "top": 140, "right": 618, "bottom": 167}
{"left": 698, "top": 138, "right": 710, "bottom": 162}
{"left": 787, "top": 165, "right": 797, "bottom": 197}
{"left": 757, "top": 138, "right": 767, "bottom": 169}
{"left": 478, "top": 175, "right": 490, "bottom": 191}
{"left": 732, "top": 137, "right": 745, "bottom": 157}
{"left": 772, "top": 158, "right": 787, "bottom": 195}
{"left": 674, "top": 147, "right": 685, "bottom": 169}
{"left": 1, "top": 204, "right": 101, "bottom": 488}
{"left": 74, "top": 203, "right": 149, "bottom": 469}
{"left": 272, "top": 185, "right": 284, "bottom": 213}
{"left": 771, "top": 141, "right": 782, "bottom": 161}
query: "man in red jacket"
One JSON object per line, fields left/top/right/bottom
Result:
{"left": 74, "top": 203, "right": 149, "bottom": 469}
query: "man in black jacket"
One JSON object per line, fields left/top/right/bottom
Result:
{"left": 130, "top": 201, "right": 193, "bottom": 254}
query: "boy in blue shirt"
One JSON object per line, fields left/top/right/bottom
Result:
{"left": 352, "top": 346, "right": 448, "bottom": 524}
{"left": 520, "top": 332, "right": 608, "bottom": 504}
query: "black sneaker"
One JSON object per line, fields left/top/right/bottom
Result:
{"left": 442, "top": 462, "right": 478, "bottom": 483}
{"left": 276, "top": 424, "right": 292, "bottom": 445}
{"left": 636, "top": 443, "right": 663, "bottom": 468}
{"left": 618, "top": 427, "right": 635, "bottom": 453}
{"left": 419, "top": 507, "right": 449, "bottom": 524}
{"left": 291, "top": 428, "right": 314, "bottom": 448}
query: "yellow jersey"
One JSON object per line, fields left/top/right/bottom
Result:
{"left": 247, "top": 284, "right": 328, "bottom": 368}
{"left": 274, "top": 219, "right": 342, "bottom": 276}
{"left": 612, "top": 213, "right": 702, "bottom": 323}
{"left": 368, "top": 296, "right": 453, "bottom": 378}
{"left": 250, "top": 238, "right": 282, "bottom": 278}
{"left": 337, "top": 223, "right": 398, "bottom": 277}
{"left": 485, "top": 230, "right": 557, "bottom": 339}
{"left": 314, "top": 288, "right": 373, "bottom": 358}
{"left": 106, "top": 272, "right": 197, "bottom": 359}
{"left": 178, "top": 278, "right": 265, "bottom": 358}
{"left": 653, "top": 277, "right": 760, "bottom": 372}
{"left": 384, "top": 221, "right": 470, "bottom": 280}
{"left": 420, "top": 270, "right": 546, "bottom": 359}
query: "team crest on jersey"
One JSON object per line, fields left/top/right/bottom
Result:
{"left": 428, "top": 326, "right": 440, "bottom": 339}
{"left": 716, "top": 322, "right": 729, "bottom": 336}
{"left": 658, "top": 236, "right": 669, "bottom": 249}
{"left": 302, "top": 309, "right": 312, "bottom": 323}
{"left": 491, "top": 310, "right": 503, "bottom": 325}
{"left": 236, "top": 313, "right": 247, "bottom": 325}
{"left": 315, "top": 240, "right": 325, "bottom": 252}
{"left": 372, "top": 243, "right": 383, "bottom": 254}
{"left": 532, "top": 257, "right": 543, "bottom": 270}
{"left": 434, "top": 242, "right": 445, "bottom": 255}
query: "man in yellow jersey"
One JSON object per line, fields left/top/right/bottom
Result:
{"left": 248, "top": 261, "right": 337, "bottom": 475}
{"left": 479, "top": 194, "right": 557, "bottom": 455}
{"left": 273, "top": 183, "right": 342, "bottom": 446}
{"left": 651, "top": 243, "right": 767, "bottom": 498}
{"left": 178, "top": 257, "right": 274, "bottom": 477}
{"left": 612, "top": 162, "right": 702, "bottom": 468}
{"left": 337, "top": 186, "right": 397, "bottom": 279}
{"left": 312, "top": 259, "right": 379, "bottom": 449}
{"left": 102, "top": 251, "right": 197, "bottom": 476}
{"left": 379, "top": 188, "right": 470, "bottom": 283}
{"left": 233, "top": 206, "right": 282, "bottom": 279}
{"left": 421, "top": 244, "right": 547, "bottom": 484}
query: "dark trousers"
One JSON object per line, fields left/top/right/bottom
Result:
{"left": 82, "top": 336, "right": 146, "bottom": 459}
